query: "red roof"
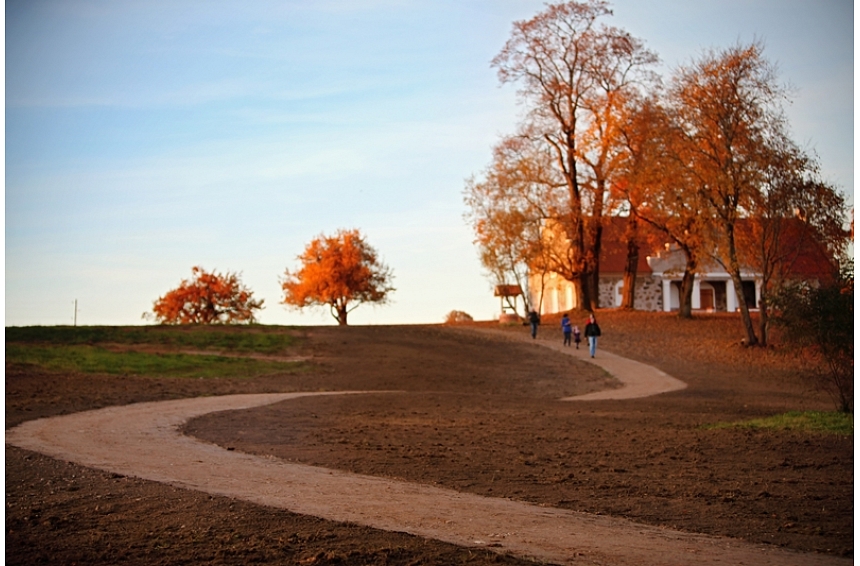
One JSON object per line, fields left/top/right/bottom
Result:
{"left": 597, "top": 216, "right": 837, "bottom": 281}
{"left": 597, "top": 216, "right": 657, "bottom": 275}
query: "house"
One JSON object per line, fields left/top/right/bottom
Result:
{"left": 529, "top": 216, "right": 834, "bottom": 315}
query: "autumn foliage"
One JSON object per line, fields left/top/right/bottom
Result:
{"left": 151, "top": 266, "right": 264, "bottom": 325}
{"left": 466, "top": 2, "right": 850, "bottom": 350}
{"left": 281, "top": 229, "right": 394, "bottom": 325}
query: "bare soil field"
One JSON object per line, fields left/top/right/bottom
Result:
{"left": 6, "top": 311, "right": 853, "bottom": 564}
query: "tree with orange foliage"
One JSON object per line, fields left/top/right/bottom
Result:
{"left": 491, "top": 0, "right": 658, "bottom": 310}
{"left": 617, "top": 96, "right": 709, "bottom": 318}
{"left": 670, "top": 41, "right": 827, "bottom": 346}
{"left": 151, "top": 266, "right": 264, "bottom": 324}
{"left": 281, "top": 229, "right": 394, "bottom": 326}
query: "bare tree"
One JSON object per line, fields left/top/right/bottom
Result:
{"left": 491, "top": 0, "right": 657, "bottom": 310}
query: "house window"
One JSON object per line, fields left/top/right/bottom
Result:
{"left": 741, "top": 281, "right": 757, "bottom": 308}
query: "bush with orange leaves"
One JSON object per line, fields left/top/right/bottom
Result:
{"left": 150, "top": 266, "right": 264, "bottom": 324}
{"left": 281, "top": 229, "right": 394, "bottom": 326}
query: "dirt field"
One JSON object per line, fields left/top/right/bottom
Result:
{"left": 5, "top": 311, "right": 853, "bottom": 564}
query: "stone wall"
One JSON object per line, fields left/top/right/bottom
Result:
{"left": 598, "top": 278, "right": 619, "bottom": 308}
{"left": 598, "top": 276, "right": 663, "bottom": 311}
{"left": 635, "top": 276, "right": 663, "bottom": 311}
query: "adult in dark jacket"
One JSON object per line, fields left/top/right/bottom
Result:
{"left": 584, "top": 314, "right": 601, "bottom": 358}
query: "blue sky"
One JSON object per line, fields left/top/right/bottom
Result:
{"left": 5, "top": 0, "right": 853, "bottom": 326}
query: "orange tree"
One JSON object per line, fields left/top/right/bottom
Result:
{"left": 151, "top": 266, "right": 264, "bottom": 324}
{"left": 281, "top": 229, "right": 395, "bottom": 326}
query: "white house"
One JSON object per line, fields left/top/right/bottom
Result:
{"left": 528, "top": 217, "right": 832, "bottom": 315}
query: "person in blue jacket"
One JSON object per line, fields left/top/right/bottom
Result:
{"left": 561, "top": 313, "right": 572, "bottom": 346}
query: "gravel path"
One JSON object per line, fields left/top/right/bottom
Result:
{"left": 5, "top": 336, "right": 847, "bottom": 566}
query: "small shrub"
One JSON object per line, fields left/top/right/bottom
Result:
{"left": 771, "top": 261, "right": 853, "bottom": 413}
{"left": 444, "top": 310, "right": 474, "bottom": 324}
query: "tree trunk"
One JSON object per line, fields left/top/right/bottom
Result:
{"left": 678, "top": 269, "right": 695, "bottom": 319}
{"left": 621, "top": 215, "right": 639, "bottom": 309}
{"left": 758, "top": 295, "right": 769, "bottom": 347}
{"left": 580, "top": 271, "right": 595, "bottom": 312}
{"left": 677, "top": 250, "right": 698, "bottom": 319}
{"left": 332, "top": 303, "right": 349, "bottom": 326}
{"left": 729, "top": 271, "right": 758, "bottom": 346}
{"left": 621, "top": 242, "right": 638, "bottom": 309}
{"left": 725, "top": 223, "right": 759, "bottom": 346}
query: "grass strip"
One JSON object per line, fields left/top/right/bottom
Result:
{"left": 6, "top": 325, "right": 297, "bottom": 355}
{"left": 6, "top": 344, "right": 305, "bottom": 379}
{"left": 705, "top": 411, "right": 853, "bottom": 436}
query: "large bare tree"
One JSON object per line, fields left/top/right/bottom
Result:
{"left": 491, "top": 0, "right": 657, "bottom": 310}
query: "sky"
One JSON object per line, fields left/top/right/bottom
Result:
{"left": 5, "top": 0, "right": 854, "bottom": 327}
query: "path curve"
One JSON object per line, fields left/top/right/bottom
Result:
{"left": 459, "top": 326, "right": 688, "bottom": 400}
{"left": 7, "top": 395, "right": 847, "bottom": 566}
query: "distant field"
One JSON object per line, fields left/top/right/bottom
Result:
{"left": 6, "top": 325, "right": 298, "bottom": 353}
{"left": 5, "top": 325, "right": 306, "bottom": 379}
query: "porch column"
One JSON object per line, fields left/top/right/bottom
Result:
{"left": 691, "top": 278, "right": 701, "bottom": 310}
{"left": 661, "top": 278, "right": 672, "bottom": 312}
{"left": 726, "top": 279, "right": 737, "bottom": 312}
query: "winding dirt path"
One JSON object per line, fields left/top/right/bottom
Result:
{"left": 464, "top": 326, "right": 688, "bottom": 400}
{"left": 4, "top": 335, "right": 846, "bottom": 566}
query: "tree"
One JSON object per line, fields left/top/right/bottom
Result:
{"left": 491, "top": 0, "right": 657, "bottom": 310}
{"left": 281, "top": 229, "right": 394, "bottom": 326}
{"left": 771, "top": 261, "right": 853, "bottom": 413}
{"left": 669, "top": 42, "right": 851, "bottom": 344}
{"left": 736, "top": 145, "right": 849, "bottom": 345}
{"left": 150, "top": 266, "right": 263, "bottom": 324}
{"left": 670, "top": 42, "right": 792, "bottom": 345}
{"left": 618, "top": 96, "right": 709, "bottom": 318}
{"left": 464, "top": 134, "right": 561, "bottom": 316}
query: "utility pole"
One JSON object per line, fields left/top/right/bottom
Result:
{"left": 74, "top": 299, "right": 78, "bottom": 327}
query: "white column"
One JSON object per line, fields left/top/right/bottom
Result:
{"left": 755, "top": 279, "right": 762, "bottom": 309}
{"left": 726, "top": 279, "right": 737, "bottom": 312}
{"left": 662, "top": 278, "right": 672, "bottom": 312}
{"left": 691, "top": 278, "right": 701, "bottom": 310}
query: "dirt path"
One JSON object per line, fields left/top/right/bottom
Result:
{"left": 465, "top": 327, "right": 687, "bottom": 400}
{"left": 5, "top": 332, "right": 848, "bottom": 566}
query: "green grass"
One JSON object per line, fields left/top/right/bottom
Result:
{"left": 705, "top": 411, "right": 853, "bottom": 436}
{"left": 5, "top": 325, "right": 297, "bottom": 354}
{"left": 6, "top": 344, "right": 305, "bottom": 379}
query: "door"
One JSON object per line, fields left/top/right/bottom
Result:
{"left": 700, "top": 288, "right": 715, "bottom": 311}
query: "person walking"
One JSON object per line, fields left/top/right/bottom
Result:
{"left": 584, "top": 314, "right": 601, "bottom": 358}
{"left": 527, "top": 310, "right": 540, "bottom": 339}
{"left": 561, "top": 313, "right": 572, "bottom": 346}
{"left": 572, "top": 325, "right": 582, "bottom": 349}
